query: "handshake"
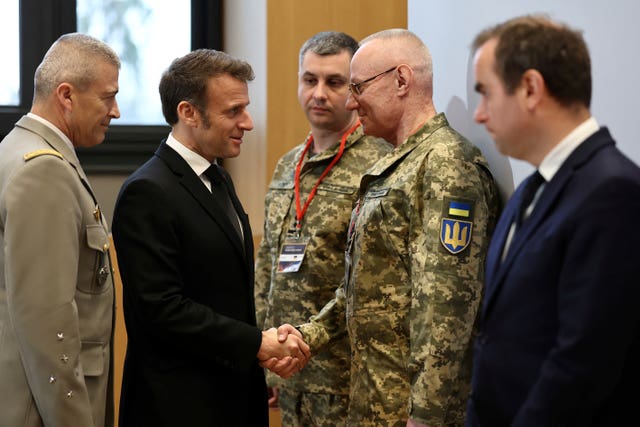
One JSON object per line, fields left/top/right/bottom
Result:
{"left": 257, "top": 324, "right": 310, "bottom": 379}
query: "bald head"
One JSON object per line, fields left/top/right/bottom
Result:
{"left": 357, "top": 29, "right": 433, "bottom": 95}
{"left": 346, "top": 29, "right": 437, "bottom": 146}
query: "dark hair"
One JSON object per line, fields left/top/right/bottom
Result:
{"left": 472, "top": 15, "right": 591, "bottom": 108}
{"left": 298, "top": 31, "right": 359, "bottom": 66}
{"left": 159, "top": 49, "right": 255, "bottom": 125}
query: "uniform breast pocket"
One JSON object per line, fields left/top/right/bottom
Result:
{"left": 80, "top": 224, "right": 112, "bottom": 294}
{"left": 80, "top": 340, "right": 106, "bottom": 377}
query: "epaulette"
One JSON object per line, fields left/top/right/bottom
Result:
{"left": 23, "top": 149, "right": 64, "bottom": 161}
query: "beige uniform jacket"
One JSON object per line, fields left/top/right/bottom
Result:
{"left": 0, "top": 116, "right": 114, "bottom": 427}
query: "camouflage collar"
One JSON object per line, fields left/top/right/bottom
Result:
{"left": 365, "top": 112, "right": 449, "bottom": 177}
{"left": 298, "top": 124, "right": 365, "bottom": 165}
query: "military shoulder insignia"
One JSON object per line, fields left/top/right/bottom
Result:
{"left": 440, "top": 198, "right": 474, "bottom": 255}
{"left": 23, "top": 149, "right": 63, "bottom": 161}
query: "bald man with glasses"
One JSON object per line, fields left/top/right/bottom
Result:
{"left": 289, "top": 29, "right": 501, "bottom": 426}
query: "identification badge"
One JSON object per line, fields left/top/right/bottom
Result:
{"left": 276, "top": 237, "right": 309, "bottom": 273}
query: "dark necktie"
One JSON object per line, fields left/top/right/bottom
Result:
{"left": 203, "top": 164, "right": 243, "bottom": 240}
{"left": 514, "top": 170, "right": 545, "bottom": 229}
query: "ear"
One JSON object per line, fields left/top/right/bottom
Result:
{"left": 521, "top": 69, "right": 545, "bottom": 110}
{"left": 177, "top": 100, "right": 199, "bottom": 127}
{"left": 55, "top": 83, "right": 74, "bottom": 111}
{"left": 395, "top": 64, "right": 413, "bottom": 96}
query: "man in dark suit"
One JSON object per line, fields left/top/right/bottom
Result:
{"left": 466, "top": 15, "right": 640, "bottom": 426}
{"left": 112, "top": 49, "right": 309, "bottom": 427}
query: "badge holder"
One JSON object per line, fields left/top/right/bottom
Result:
{"left": 276, "top": 220, "right": 309, "bottom": 273}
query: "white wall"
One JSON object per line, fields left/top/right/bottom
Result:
{"left": 408, "top": 0, "right": 640, "bottom": 195}
{"left": 224, "top": 0, "right": 267, "bottom": 234}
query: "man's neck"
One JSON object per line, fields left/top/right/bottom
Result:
{"left": 393, "top": 104, "right": 437, "bottom": 147}
{"left": 310, "top": 116, "right": 358, "bottom": 154}
{"left": 526, "top": 104, "right": 591, "bottom": 167}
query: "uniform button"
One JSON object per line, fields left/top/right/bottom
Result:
{"left": 57, "top": 332, "right": 64, "bottom": 341}
{"left": 103, "top": 243, "right": 109, "bottom": 252}
{"left": 66, "top": 390, "right": 74, "bottom": 398}
{"left": 49, "top": 375, "right": 56, "bottom": 384}
{"left": 60, "top": 354, "right": 69, "bottom": 364}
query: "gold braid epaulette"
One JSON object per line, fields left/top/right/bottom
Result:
{"left": 23, "top": 149, "right": 64, "bottom": 161}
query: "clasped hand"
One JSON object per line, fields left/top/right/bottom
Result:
{"left": 257, "top": 324, "right": 310, "bottom": 379}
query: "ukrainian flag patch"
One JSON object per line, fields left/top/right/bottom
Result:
{"left": 448, "top": 201, "right": 471, "bottom": 218}
{"left": 440, "top": 198, "right": 475, "bottom": 255}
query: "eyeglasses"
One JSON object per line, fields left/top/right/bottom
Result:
{"left": 348, "top": 66, "right": 397, "bottom": 96}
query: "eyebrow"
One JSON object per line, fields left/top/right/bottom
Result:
{"left": 301, "top": 71, "right": 346, "bottom": 80}
{"left": 102, "top": 89, "right": 119, "bottom": 97}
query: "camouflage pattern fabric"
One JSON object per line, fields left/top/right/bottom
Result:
{"left": 254, "top": 126, "right": 391, "bottom": 418}
{"left": 278, "top": 388, "right": 349, "bottom": 427}
{"left": 299, "top": 113, "right": 501, "bottom": 426}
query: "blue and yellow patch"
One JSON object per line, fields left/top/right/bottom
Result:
{"left": 440, "top": 198, "right": 474, "bottom": 255}
{"left": 448, "top": 201, "right": 471, "bottom": 218}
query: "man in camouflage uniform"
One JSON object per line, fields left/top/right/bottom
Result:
{"left": 254, "top": 32, "right": 391, "bottom": 426}
{"left": 296, "top": 29, "right": 501, "bottom": 426}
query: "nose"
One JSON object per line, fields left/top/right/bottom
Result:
{"left": 111, "top": 99, "right": 121, "bottom": 119}
{"left": 241, "top": 110, "right": 254, "bottom": 131}
{"left": 473, "top": 101, "right": 486, "bottom": 124}
{"left": 345, "top": 92, "right": 359, "bottom": 111}
{"left": 312, "top": 82, "right": 328, "bottom": 100}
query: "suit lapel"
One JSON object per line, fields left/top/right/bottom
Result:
{"left": 482, "top": 129, "right": 614, "bottom": 318}
{"left": 155, "top": 143, "right": 247, "bottom": 259}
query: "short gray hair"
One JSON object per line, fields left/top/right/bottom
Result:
{"left": 298, "top": 31, "right": 359, "bottom": 67}
{"left": 34, "top": 33, "right": 120, "bottom": 101}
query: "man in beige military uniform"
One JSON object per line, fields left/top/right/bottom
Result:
{"left": 288, "top": 29, "right": 501, "bottom": 426}
{"left": 0, "top": 33, "right": 120, "bottom": 426}
{"left": 255, "top": 31, "right": 391, "bottom": 426}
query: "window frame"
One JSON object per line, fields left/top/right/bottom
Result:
{"left": 1, "top": 0, "right": 223, "bottom": 174}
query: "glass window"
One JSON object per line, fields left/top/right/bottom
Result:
{"left": 0, "top": 0, "right": 20, "bottom": 106}
{"left": 77, "top": 0, "right": 191, "bottom": 125}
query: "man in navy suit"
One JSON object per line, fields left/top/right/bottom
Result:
{"left": 467, "top": 15, "right": 640, "bottom": 426}
{"left": 112, "top": 49, "right": 309, "bottom": 427}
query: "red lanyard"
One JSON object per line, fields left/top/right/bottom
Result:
{"left": 293, "top": 122, "right": 360, "bottom": 231}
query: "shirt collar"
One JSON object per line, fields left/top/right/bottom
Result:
{"left": 27, "top": 112, "right": 79, "bottom": 163}
{"left": 539, "top": 117, "right": 599, "bottom": 182}
{"left": 165, "top": 133, "right": 213, "bottom": 176}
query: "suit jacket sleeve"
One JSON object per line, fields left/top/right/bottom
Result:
{"left": 112, "top": 177, "right": 262, "bottom": 370}
{"left": 5, "top": 156, "right": 95, "bottom": 425}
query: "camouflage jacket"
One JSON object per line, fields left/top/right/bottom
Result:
{"left": 255, "top": 125, "right": 391, "bottom": 393}
{"left": 299, "top": 114, "right": 501, "bottom": 426}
